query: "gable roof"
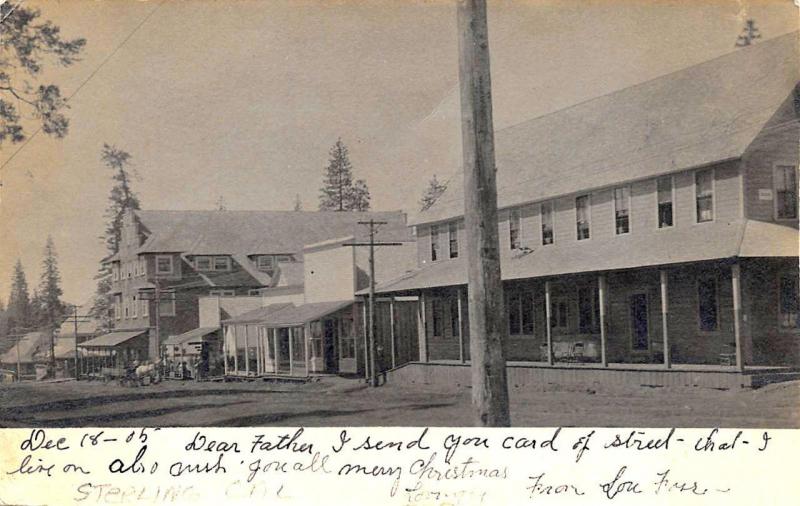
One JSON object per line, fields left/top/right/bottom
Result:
{"left": 0, "top": 332, "right": 49, "bottom": 364}
{"left": 415, "top": 31, "right": 800, "bottom": 225}
{"left": 134, "top": 210, "right": 411, "bottom": 256}
{"left": 222, "top": 302, "right": 295, "bottom": 324}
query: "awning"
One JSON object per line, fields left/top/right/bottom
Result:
{"left": 738, "top": 220, "right": 799, "bottom": 257}
{"left": 80, "top": 330, "right": 148, "bottom": 348}
{"left": 260, "top": 300, "right": 353, "bottom": 327}
{"left": 163, "top": 327, "right": 219, "bottom": 346}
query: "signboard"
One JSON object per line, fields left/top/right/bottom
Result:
{"left": 758, "top": 189, "right": 773, "bottom": 201}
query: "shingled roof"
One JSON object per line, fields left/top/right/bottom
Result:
{"left": 133, "top": 210, "right": 412, "bottom": 256}
{"left": 414, "top": 31, "right": 799, "bottom": 225}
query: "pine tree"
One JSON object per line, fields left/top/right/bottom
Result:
{"left": 38, "top": 236, "right": 65, "bottom": 330}
{"left": 318, "top": 139, "right": 371, "bottom": 211}
{"left": 419, "top": 174, "right": 448, "bottom": 212}
{"left": 92, "top": 144, "right": 141, "bottom": 326}
{"left": 0, "top": 297, "right": 8, "bottom": 337}
{"left": 347, "top": 179, "right": 371, "bottom": 212}
{"left": 29, "top": 289, "right": 44, "bottom": 329}
{"left": 6, "top": 260, "right": 31, "bottom": 331}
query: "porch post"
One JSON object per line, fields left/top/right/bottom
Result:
{"left": 256, "top": 328, "right": 262, "bottom": 375}
{"left": 271, "top": 328, "right": 278, "bottom": 374}
{"left": 222, "top": 328, "right": 228, "bottom": 375}
{"left": 362, "top": 301, "right": 369, "bottom": 380}
{"left": 233, "top": 327, "right": 238, "bottom": 373}
{"left": 458, "top": 288, "right": 466, "bottom": 363}
{"left": 660, "top": 270, "right": 671, "bottom": 369}
{"left": 418, "top": 291, "right": 428, "bottom": 362}
{"left": 244, "top": 326, "right": 250, "bottom": 376}
{"left": 545, "top": 281, "right": 553, "bottom": 365}
{"left": 732, "top": 263, "right": 744, "bottom": 372}
{"left": 598, "top": 274, "right": 608, "bottom": 367}
{"left": 389, "top": 299, "right": 397, "bottom": 369}
{"left": 288, "top": 327, "right": 294, "bottom": 376}
{"left": 304, "top": 323, "right": 311, "bottom": 376}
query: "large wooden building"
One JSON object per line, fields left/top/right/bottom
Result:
{"left": 365, "top": 32, "right": 800, "bottom": 389}
{"left": 101, "top": 208, "right": 412, "bottom": 367}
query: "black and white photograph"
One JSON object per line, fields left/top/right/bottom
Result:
{"left": 0, "top": 0, "right": 798, "bottom": 434}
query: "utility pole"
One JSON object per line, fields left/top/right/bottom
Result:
{"left": 344, "top": 221, "right": 402, "bottom": 387}
{"left": 456, "top": 0, "right": 511, "bottom": 426}
{"left": 73, "top": 305, "right": 80, "bottom": 380}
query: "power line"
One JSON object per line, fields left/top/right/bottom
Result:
{"left": 0, "top": 0, "right": 166, "bottom": 175}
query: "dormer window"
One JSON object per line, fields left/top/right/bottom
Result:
{"left": 195, "top": 256, "right": 212, "bottom": 271}
{"left": 213, "top": 256, "right": 230, "bottom": 271}
{"left": 156, "top": 255, "right": 173, "bottom": 275}
{"left": 257, "top": 255, "right": 276, "bottom": 272}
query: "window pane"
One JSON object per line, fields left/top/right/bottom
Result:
{"left": 430, "top": 225, "right": 440, "bottom": 261}
{"left": 541, "top": 202, "right": 554, "bottom": 245}
{"left": 509, "top": 209, "right": 521, "bottom": 249}
{"left": 196, "top": 257, "right": 211, "bottom": 271}
{"left": 449, "top": 222, "right": 459, "bottom": 258}
{"left": 695, "top": 170, "right": 714, "bottom": 222}
{"left": 214, "top": 256, "right": 229, "bottom": 270}
{"left": 698, "top": 278, "right": 718, "bottom": 331}
{"left": 576, "top": 195, "right": 590, "bottom": 240}
{"left": 614, "top": 187, "right": 630, "bottom": 234}
{"left": 157, "top": 256, "right": 172, "bottom": 273}
{"left": 776, "top": 166, "right": 798, "bottom": 219}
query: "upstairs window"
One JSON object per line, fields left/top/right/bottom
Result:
{"left": 430, "top": 225, "right": 441, "bottom": 262}
{"left": 576, "top": 195, "right": 591, "bottom": 240}
{"left": 774, "top": 165, "right": 798, "bottom": 220}
{"left": 210, "top": 289, "right": 235, "bottom": 297}
{"left": 195, "top": 256, "right": 212, "bottom": 271}
{"left": 509, "top": 209, "right": 521, "bottom": 249}
{"left": 448, "top": 222, "right": 459, "bottom": 259}
{"left": 275, "top": 255, "right": 293, "bottom": 263}
{"left": 613, "top": 186, "right": 631, "bottom": 235}
{"left": 213, "top": 256, "right": 230, "bottom": 271}
{"left": 541, "top": 201, "right": 554, "bottom": 245}
{"left": 697, "top": 277, "right": 718, "bottom": 331}
{"left": 508, "top": 290, "right": 534, "bottom": 336}
{"left": 158, "top": 292, "right": 176, "bottom": 317}
{"left": 779, "top": 274, "right": 799, "bottom": 329}
{"left": 156, "top": 255, "right": 174, "bottom": 275}
{"left": 141, "top": 298, "right": 149, "bottom": 317}
{"left": 131, "top": 295, "right": 138, "bottom": 317}
{"left": 112, "top": 264, "right": 119, "bottom": 281}
{"left": 257, "top": 255, "right": 276, "bottom": 272}
{"left": 657, "top": 176, "right": 674, "bottom": 228}
{"left": 695, "top": 169, "right": 714, "bottom": 223}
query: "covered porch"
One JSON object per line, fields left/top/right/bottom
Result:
{"left": 78, "top": 330, "right": 149, "bottom": 379}
{"left": 223, "top": 300, "right": 359, "bottom": 378}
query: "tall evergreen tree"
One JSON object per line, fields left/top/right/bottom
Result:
{"left": 419, "top": 174, "right": 448, "bottom": 212}
{"left": 92, "top": 144, "right": 141, "bottom": 326}
{"left": 37, "top": 236, "right": 65, "bottom": 329}
{"left": 318, "top": 139, "right": 371, "bottom": 211}
{"left": 0, "top": 297, "right": 8, "bottom": 337}
{"left": 6, "top": 260, "right": 31, "bottom": 331}
{"left": 0, "top": 3, "right": 86, "bottom": 147}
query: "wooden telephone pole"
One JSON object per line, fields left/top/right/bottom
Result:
{"left": 344, "top": 220, "right": 402, "bottom": 387}
{"left": 456, "top": 0, "right": 511, "bottom": 426}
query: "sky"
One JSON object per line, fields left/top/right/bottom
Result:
{"left": 0, "top": 0, "right": 797, "bottom": 305}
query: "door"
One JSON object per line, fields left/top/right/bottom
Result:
{"left": 630, "top": 293, "right": 649, "bottom": 352}
{"left": 277, "top": 328, "right": 291, "bottom": 373}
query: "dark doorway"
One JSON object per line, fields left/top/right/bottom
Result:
{"left": 323, "top": 319, "right": 338, "bottom": 372}
{"left": 630, "top": 293, "right": 649, "bottom": 351}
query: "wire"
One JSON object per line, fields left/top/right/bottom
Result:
{"left": 0, "top": 0, "right": 166, "bottom": 175}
